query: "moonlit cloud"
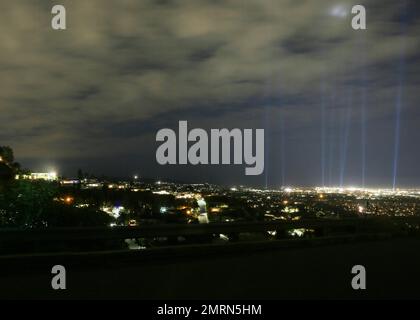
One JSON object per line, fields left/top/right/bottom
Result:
{"left": 329, "top": 4, "right": 350, "bottom": 18}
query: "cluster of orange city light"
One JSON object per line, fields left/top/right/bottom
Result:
{"left": 55, "top": 196, "right": 74, "bottom": 205}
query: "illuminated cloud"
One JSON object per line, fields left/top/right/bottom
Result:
{"left": 328, "top": 4, "right": 350, "bottom": 18}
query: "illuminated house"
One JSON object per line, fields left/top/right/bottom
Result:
{"left": 15, "top": 172, "right": 58, "bottom": 181}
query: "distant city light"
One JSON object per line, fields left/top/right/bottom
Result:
{"left": 198, "top": 213, "right": 209, "bottom": 224}
{"left": 101, "top": 205, "right": 124, "bottom": 218}
{"left": 289, "top": 228, "right": 305, "bottom": 237}
{"left": 15, "top": 172, "right": 58, "bottom": 181}
{"left": 64, "top": 196, "right": 73, "bottom": 204}
{"left": 153, "top": 190, "right": 170, "bottom": 195}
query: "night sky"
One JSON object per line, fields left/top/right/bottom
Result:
{"left": 1, "top": 0, "right": 419, "bottom": 188}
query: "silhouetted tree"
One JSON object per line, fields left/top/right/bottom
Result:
{"left": 0, "top": 146, "right": 14, "bottom": 164}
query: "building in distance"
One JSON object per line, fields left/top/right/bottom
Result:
{"left": 15, "top": 172, "right": 58, "bottom": 181}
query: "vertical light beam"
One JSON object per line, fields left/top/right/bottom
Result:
{"left": 339, "top": 90, "right": 352, "bottom": 188}
{"left": 280, "top": 115, "right": 286, "bottom": 187}
{"left": 392, "top": 1, "right": 408, "bottom": 191}
{"left": 321, "top": 81, "right": 327, "bottom": 187}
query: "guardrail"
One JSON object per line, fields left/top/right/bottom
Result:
{"left": 0, "top": 216, "right": 419, "bottom": 255}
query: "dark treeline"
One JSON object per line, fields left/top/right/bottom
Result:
{"left": 0, "top": 146, "right": 112, "bottom": 229}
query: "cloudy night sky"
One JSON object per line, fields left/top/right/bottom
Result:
{"left": 0, "top": 0, "right": 419, "bottom": 188}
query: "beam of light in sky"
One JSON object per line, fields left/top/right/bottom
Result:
{"left": 280, "top": 115, "right": 286, "bottom": 187}
{"left": 360, "top": 59, "right": 367, "bottom": 188}
{"left": 393, "top": 2, "right": 408, "bottom": 191}
{"left": 327, "top": 100, "right": 335, "bottom": 187}
{"left": 321, "top": 81, "right": 327, "bottom": 187}
{"left": 355, "top": 32, "right": 369, "bottom": 189}
{"left": 339, "top": 90, "right": 352, "bottom": 188}
{"left": 361, "top": 81, "right": 367, "bottom": 188}
{"left": 393, "top": 59, "right": 404, "bottom": 191}
{"left": 264, "top": 103, "right": 270, "bottom": 189}
{"left": 264, "top": 93, "right": 271, "bottom": 190}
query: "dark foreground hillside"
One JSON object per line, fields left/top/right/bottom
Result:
{"left": 1, "top": 236, "right": 419, "bottom": 299}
